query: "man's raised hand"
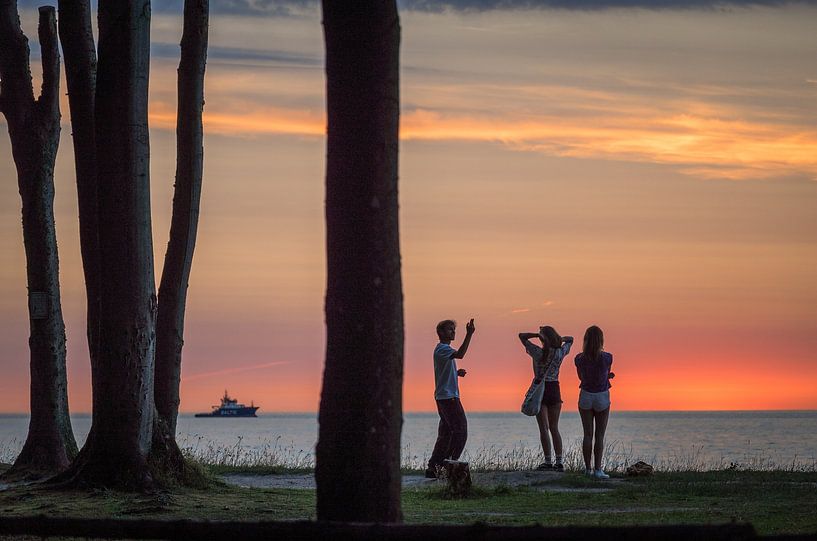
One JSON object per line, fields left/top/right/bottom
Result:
{"left": 466, "top": 318, "right": 475, "bottom": 334}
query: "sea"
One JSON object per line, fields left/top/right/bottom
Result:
{"left": 1, "top": 411, "right": 816, "bottom": 471}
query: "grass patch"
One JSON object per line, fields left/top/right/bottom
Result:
{"left": 0, "top": 482, "right": 315, "bottom": 522}
{"left": 423, "top": 483, "right": 514, "bottom": 500}
{"left": 202, "top": 464, "right": 313, "bottom": 476}
{"left": 0, "top": 471, "right": 815, "bottom": 536}
{"left": 178, "top": 435, "right": 315, "bottom": 471}
{"left": 401, "top": 471, "right": 817, "bottom": 534}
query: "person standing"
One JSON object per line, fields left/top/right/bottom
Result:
{"left": 425, "top": 318, "right": 476, "bottom": 479}
{"left": 575, "top": 325, "right": 615, "bottom": 479}
{"left": 519, "top": 325, "right": 573, "bottom": 471}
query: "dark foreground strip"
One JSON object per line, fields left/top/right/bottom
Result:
{"left": 0, "top": 517, "right": 802, "bottom": 540}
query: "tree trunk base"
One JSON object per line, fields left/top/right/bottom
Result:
{"left": 46, "top": 432, "right": 155, "bottom": 492}
{"left": 147, "top": 418, "right": 210, "bottom": 489}
{"left": 0, "top": 443, "right": 72, "bottom": 482}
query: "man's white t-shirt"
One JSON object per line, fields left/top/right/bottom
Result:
{"left": 433, "top": 343, "right": 459, "bottom": 400}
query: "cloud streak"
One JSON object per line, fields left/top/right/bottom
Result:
{"left": 182, "top": 361, "right": 291, "bottom": 382}
{"left": 147, "top": 94, "right": 817, "bottom": 181}
{"left": 150, "top": 43, "right": 320, "bottom": 68}
{"left": 20, "top": 0, "right": 810, "bottom": 16}
{"left": 398, "top": 0, "right": 817, "bottom": 12}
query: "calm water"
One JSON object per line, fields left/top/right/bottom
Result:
{"left": 1, "top": 411, "right": 815, "bottom": 470}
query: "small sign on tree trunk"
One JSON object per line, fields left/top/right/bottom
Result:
{"left": 29, "top": 292, "right": 48, "bottom": 319}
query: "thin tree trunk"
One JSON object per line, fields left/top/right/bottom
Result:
{"left": 57, "top": 0, "right": 157, "bottom": 490}
{"left": 57, "top": 0, "right": 100, "bottom": 409}
{"left": 0, "top": 3, "right": 77, "bottom": 481}
{"left": 151, "top": 0, "right": 209, "bottom": 482}
{"left": 155, "top": 0, "right": 209, "bottom": 437}
{"left": 316, "top": 0, "right": 404, "bottom": 522}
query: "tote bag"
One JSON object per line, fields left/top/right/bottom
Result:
{"left": 520, "top": 378, "right": 545, "bottom": 416}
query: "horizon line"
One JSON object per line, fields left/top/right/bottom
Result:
{"left": 1, "top": 408, "right": 816, "bottom": 416}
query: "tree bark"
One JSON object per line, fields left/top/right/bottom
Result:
{"left": 57, "top": 0, "right": 100, "bottom": 405}
{"left": 155, "top": 0, "right": 209, "bottom": 437}
{"left": 0, "top": 3, "right": 77, "bottom": 481}
{"left": 316, "top": 0, "right": 404, "bottom": 522}
{"left": 57, "top": 0, "right": 157, "bottom": 490}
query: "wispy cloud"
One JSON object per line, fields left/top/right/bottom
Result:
{"left": 148, "top": 100, "right": 817, "bottom": 181}
{"left": 182, "top": 361, "right": 291, "bottom": 382}
{"left": 21, "top": 0, "right": 808, "bottom": 17}
{"left": 151, "top": 43, "right": 320, "bottom": 68}
{"left": 398, "top": 0, "right": 817, "bottom": 11}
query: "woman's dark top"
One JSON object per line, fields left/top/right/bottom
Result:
{"left": 575, "top": 351, "right": 613, "bottom": 393}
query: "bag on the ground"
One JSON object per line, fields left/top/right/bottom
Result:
{"left": 520, "top": 378, "right": 545, "bottom": 416}
{"left": 626, "top": 461, "right": 654, "bottom": 476}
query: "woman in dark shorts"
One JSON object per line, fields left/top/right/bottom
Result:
{"left": 519, "top": 325, "right": 573, "bottom": 471}
{"left": 575, "top": 325, "right": 615, "bottom": 479}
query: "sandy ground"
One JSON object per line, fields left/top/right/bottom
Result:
{"left": 221, "top": 470, "right": 622, "bottom": 492}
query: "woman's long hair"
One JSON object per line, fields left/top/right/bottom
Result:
{"left": 582, "top": 325, "right": 604, "bottom": 361}
{"left": 539, "top": 325, "right": 561, "bottom": 351}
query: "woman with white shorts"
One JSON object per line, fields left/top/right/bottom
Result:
{"left": 574, "top": 325, "right": 615, "bottom": 479}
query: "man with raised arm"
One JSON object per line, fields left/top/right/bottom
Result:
{"left": 425, "top": 318, "right": 476, "bottom": 479}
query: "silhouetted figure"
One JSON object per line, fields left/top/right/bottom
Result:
{"left": 575, "top": 325, "right": 615, "bottom": 479}
{"left": 519, "top": 325, "right": 573, "bottom": 471}
{"left": 426, "top": 318, "right": 475, "bottom": 478}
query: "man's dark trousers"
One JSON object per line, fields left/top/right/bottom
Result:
{"left": 428, "top": 397, "right": 468, "bottom": 470}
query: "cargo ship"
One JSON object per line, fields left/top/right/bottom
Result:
{"left": 194, "top": 390, "right": 259, "bottom": 417}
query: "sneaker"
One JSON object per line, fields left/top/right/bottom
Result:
{"left": 535, "top": 462, "right": 553, "bottom": 471}
{"left": 553, "top": 463, "right": 564, "bottom": 472}
{"left": 593, "top": 469, "right": 610, "bottom": 479}
{"left": 424, "top": 467, "right": 438, "bottom": 479}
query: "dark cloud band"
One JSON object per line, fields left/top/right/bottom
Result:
{"left": 15, "top": 0, "right": 817, "bottom": 16}
{"left": 399, "top": 0, "right": 816, "bottom": 10}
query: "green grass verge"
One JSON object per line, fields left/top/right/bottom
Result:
{"left": 402, "top": 471, "right": 817, "bottom": 535}
{"left": 0, "top": 471, "right": 815, "bottom": 536}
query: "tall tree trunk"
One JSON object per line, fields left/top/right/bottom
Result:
{"left": 0, "top": 3, "right": 77, "bottom": 481}
{"left": 151, "top": 0, "right": 209, "bottom": 481}
{"left": 57, "top": 0, "right": 100, "bottom": 412}
{"left": 57, "top": 0, "right": 157, "bottom": 490}
{"left": 155, "top": 0, "right": 209, "bottom": 438}
{"left": 316, "top": 0, "right": 404, "bottom": 522}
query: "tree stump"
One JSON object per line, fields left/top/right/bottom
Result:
{"left": 443, "top": 460, "right": 471, "bottom": 496}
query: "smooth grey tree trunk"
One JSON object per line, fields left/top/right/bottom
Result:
{"left": 57, "top": 0, "right": 157, "bottom": 489}
{"left": 155, "top": 0, "right": 209, "bottom": 438}
{"left": 316, "top": 0, "right": 404, "bottom": 522}
{"left": 0, "top": 3, "right": 77, "bottom": 480}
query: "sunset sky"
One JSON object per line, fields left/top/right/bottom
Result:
{"left": 1, "top": 0, "right": 815, "bottom": 413}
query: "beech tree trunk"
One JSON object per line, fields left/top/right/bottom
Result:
{"left": 155, "top": 0, "right": 209, "bottom": 437}
{"left": 316, "top": 0, "right": 404, "bottom": 522}
{"left": 57, "top": 0, "right": 100, "bottom": 400}
{"left": 0, "top": 3, "right": 77, "bottom": 480}
{"left": 57, "top": 0, "right": 157, "bottom": 489}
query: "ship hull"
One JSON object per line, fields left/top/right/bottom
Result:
{"left": 194, "top": 407, "right": 259, "bottom": 418}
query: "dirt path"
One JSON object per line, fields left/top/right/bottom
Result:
{"left": 221, "top": 470, "right": 623, "bottom": 493}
